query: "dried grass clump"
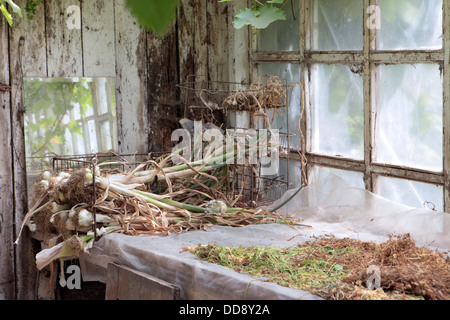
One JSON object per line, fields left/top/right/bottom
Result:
{"left": 222, "top": 75, "right": 287, "bottom": 112}
{"left": 188, "top": 234, "right": 449, "bottom": 300}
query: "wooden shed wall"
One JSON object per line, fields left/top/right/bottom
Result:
{"left": 0, "top": 0, "right": 248, "bottom": 299}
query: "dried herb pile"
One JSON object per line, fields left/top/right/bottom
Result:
{"left": 187, "top": 234, "right": 449, "bottom": 300}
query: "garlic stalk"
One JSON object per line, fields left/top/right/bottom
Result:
{"left": 36, "top": 235, "right": 84, "bottom": 270}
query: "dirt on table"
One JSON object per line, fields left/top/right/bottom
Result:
{"left": 189, "top": 233, "right": 450, "bottom": 300}
{"left": 293, "top": 234, "right": 450, "bottom": 300}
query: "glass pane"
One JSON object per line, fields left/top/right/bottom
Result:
{"left": 374, "top": 64, "right": 443, "bottom": 172}
{"left": 257, "top": 0, "right": 299, "bottom": 52}
{"left": 102, "top": 121, "right": 113, "bottom": 150}
{"left": 87, "top": 120, "right": 98, "bottom": 153}
{"left": 96, "top": 78, "right": 110, "bottom": 115}
{"left": 311, "top": 0, "right": 363, "bottom": 51}
{"left": 378, "top": 0, "right": 442, "bottom": 50}
{"left": 309, "top": 165, "right": 365, "bottom": 189}
{"left": 262, "top": 159, "right": 302, "bottom": 191}
{"left": 258, "top": 63, "right": 302, "bottom": 151}
{"left": 310, "top": 64, "right": 364, "bottom": 159}
{"left": 376, "top": 176, "right": 443, "bottom": 212}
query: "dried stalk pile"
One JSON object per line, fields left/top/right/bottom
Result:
{"left": 17, "top": 140, "right": 300, "bottom": 271}
{"left": 222, "top": 75, "right": 287, "bottom": 112}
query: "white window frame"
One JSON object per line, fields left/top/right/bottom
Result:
{"left": 250, "top": 0, "right": 450, "bottom": 212}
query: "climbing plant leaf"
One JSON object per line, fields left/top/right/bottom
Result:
{"left": 233, "top": 4, "right": 286, "bottom": 30}
{"left": 0, "top": 0, "right": 22, "bottom": 26}
{"left": 125, "top": 0, "right": 179, "bottom": 37}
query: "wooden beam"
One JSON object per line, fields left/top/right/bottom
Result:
{"left": 9, "top": 0, "right": 48, "bottom": 300}
{"left": 443, "top": 0, "right": 450, "bottom": 213}
{"left": 147, "top": 24, "right": 179, "bottom": 152}
{"left": 0, "top": 14, "right": 15, "bottom": 301}
{"left": 227, "top": 0, "right": 250, "bottom": 84}
{"left": 363, "top": 0, "right": 374, "bottom": 191}
{"left": 82, "top": 0, "right": 116, "bottom": 77}
{"left": 45, "top": 0, "right": 83, "bottom": 77}
{"left": 207, "top": 0, "right": 230, "bottom": 83}
{"left": 114, "top": 0, "right": 149, "bottom": 154}
{"left": 178, "top": 0, "right": 208, "bottom": 85}
{"left": 105, "top": 263, "right": 180, "bottom": 300}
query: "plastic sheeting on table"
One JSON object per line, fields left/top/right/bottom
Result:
{"left": 79, "top": 173, "right": 449, "bottom": 300}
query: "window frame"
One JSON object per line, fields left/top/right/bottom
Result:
{"left": 250, "top": 0, "right": 450, "bottom": 212}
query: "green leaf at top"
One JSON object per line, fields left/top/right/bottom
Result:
{"left": 3, "top": 0, "right": 22, "bottom": 17}
{"left": 0, "top": 4, "right": 13, "bottom": 26}
{"left": 233, "top": 4, "right": 286, "bottom": 30}
{"left": 125, "top": 0, "right": 179, "bottom": 37}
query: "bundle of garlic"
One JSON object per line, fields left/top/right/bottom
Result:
{"left": 18, "top": 133, "right": 302, "bottom": 270}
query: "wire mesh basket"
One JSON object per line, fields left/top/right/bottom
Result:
{"left": 48, "top": 152, "right": 167, "bottom": 237}
{"left": 51, "top": 152, "right": 164, "bottom": 174}
{"left": 231, "top": 172, "right": 288, "bottom": 208}
{"left": 177, "top": 75, "right": 288, "bottom": 111}
{"left": 177, "top": 75, "right": 291, "bottom": 208}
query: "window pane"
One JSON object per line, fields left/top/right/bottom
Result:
{"left": 258, "top": 63, "right": 302, "bottom": 150}
{"left": 310, "top": 64, "right": 364, "bottom": 159}
{"left": 374, "top": 64, "right": 443, "bottom": 172}
{"left": 311, "top": 0, "right": 363, "bottom": 51}
{"left": 263, "top": 159, "right": 302, "bottom": 190}
{"left": 102, "top": 121, "right": 113, "bottom": 150}
{"left": 257, "top": 0, "right": 299, "bottom": 52}
{"left": 87, "top": 120, "right": 98, "bottom": 153}
{"left": 376, "top": 176, "right": 443, "bottom": 212}
{"left": 378, "top": 0, "right": 442, "bottom": 50}
{"left": 310, "top": 165, "right": 365, "bottom": 189}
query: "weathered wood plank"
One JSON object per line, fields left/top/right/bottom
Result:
{"left": 207, "top": 0, "right": 230, "bottom": 83}
{"left": 114, "top": 0, "right": 148, "bottom": 154}
{"left": 363, "top": 0, "right": 373, "bottom": 191}
{"left": 147, "top": 24, "right": 179, "bottom": 152}
{"left": 9, "top": 0, "right": 48, "bottom": 300}
{"left": 82, "top": 0, "right": 116, "bottom": 77}
{"left": 0, "top": 15, "right": 15, "bottom": 301}
{"left": 106, "top": 263, "right": 180, "bottom": 300}
{"left": 443, "top": 0, "right": 450, "bottom": 213}
{"left": 45, "top": 0, "right": 83, "bottom": 77}
{"left": 105, "top": 263, "right": 119, "bottom": 300}
{"left": 227, "top": 1, "right": 250, "bottom": 84}
{"left": 178, "top": 0, "right": 208, "bottom": 84}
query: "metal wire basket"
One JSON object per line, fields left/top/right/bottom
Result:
{"left": 49, "top": 152, "right": 166, "bottom": 237}
{"left": 230, "top": 167, "right": 289, "bottom": 208}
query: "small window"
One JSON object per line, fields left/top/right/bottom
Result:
{"left": 23, "top": 77, "right": 118, "bottom": 163}
{"left": 23, "top": 77, "right": 118, "bottom": 202}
